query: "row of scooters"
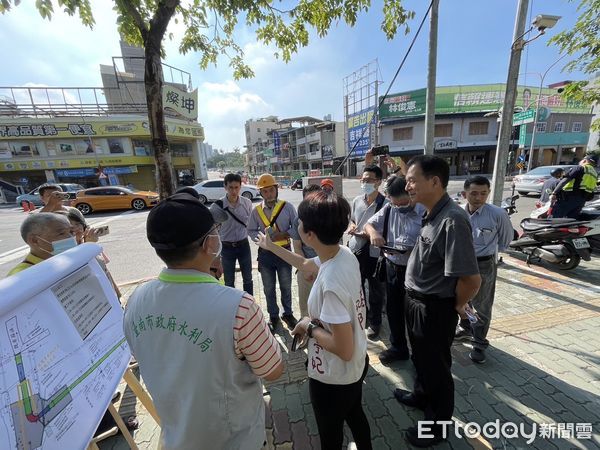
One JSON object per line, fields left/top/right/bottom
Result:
{"left": 501, "top": 194, "right": 600, "bottom": 270}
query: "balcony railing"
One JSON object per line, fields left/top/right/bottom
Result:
{"left": 0, "top": 86, "right": 185, "bottom": 119}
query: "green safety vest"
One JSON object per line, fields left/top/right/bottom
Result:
{"left": 563, "top": 165, "right": 598, "bottom": 194}
{"left": 158, "top": 271, "right": 222, "bottom": 284}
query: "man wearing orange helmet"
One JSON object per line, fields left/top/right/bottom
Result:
{"left": 249, "top": 173, "right": 299, "bottom": 331}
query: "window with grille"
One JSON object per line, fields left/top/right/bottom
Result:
{"left": 535, "top": 122, "right": 547, "bottom": 133}
{"left": 572, "top": 122, "right": 582, "bottom": 132}
{"left": 434, "top": 123, "right": 453, "bottom": 137}
{"left": 554, "top": 122, "right": 564, "bottom": 132}
{"left": 468, "top": 122, "right": 489, "bottom": 135}
{"left": 393, "top": 127, "right": 413, "bottom": 141}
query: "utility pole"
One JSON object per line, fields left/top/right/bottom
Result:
{"left": 490, "top": 0, "right": 530, "bottom": 205}
{"left": 423, "top": 0, "right": 439, "bottom": 155}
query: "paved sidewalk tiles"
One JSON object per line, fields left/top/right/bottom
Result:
{"left": 101, "top": 255, "right": 600, "bottom": 449}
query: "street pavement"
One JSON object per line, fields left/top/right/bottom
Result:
{"left": 1, "top": 176, "right": 599, "bottom": 448}
{"left": 100, "top": 253, "right": 600, "bottom": 450}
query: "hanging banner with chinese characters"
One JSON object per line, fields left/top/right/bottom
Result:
{"left": 0, "top": 119, "right": 204, "bottom": 140}
{"left": 163, "top": 86, "right": 198, "bottom": 120}
{"left": 379, "top": 84, "right": 590, "bottom": 119}
{"left": 347, "top": 107, "right": 376, "bottom": 158}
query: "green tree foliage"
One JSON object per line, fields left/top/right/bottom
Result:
{"left": 549, "top": 0, "right": 600, "bottom": 133}
{"left": 1, "top": 0, "right": 415, "bottom": 194}
{"left": 208, "top": 150, "right": 245, "bottom": 169}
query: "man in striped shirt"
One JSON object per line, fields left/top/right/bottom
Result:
{"left": 124, "top": 191, "right": 283, "bottom": 449}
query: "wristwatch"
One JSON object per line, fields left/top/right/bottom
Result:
{"left": 306, "top": 321, "right": 319, "bottom": 338}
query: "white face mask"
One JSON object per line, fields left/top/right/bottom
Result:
{"left": 39, "top": 236, "right": 78, "bottom": 255}
{"left": 361, "top": 183, "right": 376, "bottom": 195}
{"left": 205, "top": 234, "right": 222, "bottom": 258}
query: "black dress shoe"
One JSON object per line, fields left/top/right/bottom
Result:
{"left": 366, "top": 325, "right": 381, "bottom": 340}
{"left": 405, "top": 425, "right": 446, "bottom": 447}
{"left": 378, "top": 348, "right": 409, "bottom": 364}
{"left": 393, "top": 388, "right": 426, "bottom": 411}
{"left": 281, "top": 314, "right": 298, "bottom": 329}
{"left": 268, "top": 317, "right": 280, "bottom": 333}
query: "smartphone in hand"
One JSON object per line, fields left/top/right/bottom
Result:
{"left": 94, "top": 225, "right": 110, "bottom": 237}
{"left": 290, "top": 334, "right": 299, "bottom": 352}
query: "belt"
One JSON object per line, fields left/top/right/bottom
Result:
{"left": 477, "top": 255, "right": 494, "bottom": 262}
{"left": 222, "top": 239, "right": 248, "bottom": 248}
{"left": 406, "top": 288, "right": 454, "bottom": 302}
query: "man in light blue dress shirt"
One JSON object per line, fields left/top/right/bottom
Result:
{"left": 458, "top": 176, "right": 514, "bottom": 363}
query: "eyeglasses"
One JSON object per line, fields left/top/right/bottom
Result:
{"left": 199, "top": 223, "right": 221, "bottom": 243}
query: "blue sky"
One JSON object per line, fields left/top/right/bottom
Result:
{"left": 0, "top": 0, "right": 585, "bottom": 151}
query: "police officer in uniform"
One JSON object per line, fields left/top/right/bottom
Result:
{"left": 551, "top": 154, "right": 598, "bottom": 218}
{"left": 393, "top": 155, "right": 481, "bottom": 447}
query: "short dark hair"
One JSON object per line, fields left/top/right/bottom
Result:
{"left": 363, "top": 165, "right": 383, "bottom": 180}
{"left": 302, "top": 184, "right": 321, "bottom": 198}
{"left": 298, "top": 191, "right": 350, "bottom": 245}
{"left": 386, "top": 176, "right": 409, "bottom": 197}
{"left": 407, "top": 155, "right": 450, "bottom": 188}
{"left": 464, "top": 175, "right": 491, "bottom": 190}
{"left": 224, "top": 173, "right": 242, "bottom": 185}
{"left": 155, "top": 237, "right": 204, "bottom": 266}
{"left": 39, "top": 183, "right": 62, "bottom": 196}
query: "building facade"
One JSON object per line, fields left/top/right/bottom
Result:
{"left": 245, "top": 116, "right": 345, "bottom": 176}
{"left": 0, "top": 42, "right": 205, "bottom": 194}
{"left": 378, "top": 84, "right": 592, "bottom": 175}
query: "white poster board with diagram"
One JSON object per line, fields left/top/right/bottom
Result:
{"left": 0, "top": 243, "right": 130, "bottom": 450}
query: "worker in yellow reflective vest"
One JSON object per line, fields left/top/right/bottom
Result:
{"left": 248, "top": 173, "right": 299, "bottom": 332}
{"left": 551, "top": 154, "right": 598, "bottom": 219}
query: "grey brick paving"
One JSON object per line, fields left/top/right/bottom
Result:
{"left": 100, "top": 255, "right": 600, "bottom": 450}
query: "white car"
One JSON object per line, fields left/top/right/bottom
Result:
{"left": 192, "top": 179, "right": 261, "bottom": 203}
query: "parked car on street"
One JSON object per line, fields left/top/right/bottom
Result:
{"left": 16, "top": 183, "right": 84, "bottom": 206}
{"left": 192, "top": 179, "right": 261, "bottom": 203}
{"left": 512, "top": 165, "right": 578, "bottom": 196}
{"left": 73, "top": 186, "right": 159, "bottom": 215}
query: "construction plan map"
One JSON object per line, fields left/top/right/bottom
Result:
{"left": 0, "top": 244, "right": 130, "bottom": 450}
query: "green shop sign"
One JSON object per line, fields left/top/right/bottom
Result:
{"left": 379, "top": 84, "right": 590, "bottom": 119}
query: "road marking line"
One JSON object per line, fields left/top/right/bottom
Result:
{"left": 0, "top": 245, "right": 29, "bottom": 265}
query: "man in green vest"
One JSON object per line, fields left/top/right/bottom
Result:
{"left": 550, "top": 154, "right": 598, "bottom": 219}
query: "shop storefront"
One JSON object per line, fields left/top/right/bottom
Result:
{"left": 0, "top": 116, "right": 203, "bottom": 192}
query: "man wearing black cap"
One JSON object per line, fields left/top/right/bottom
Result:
{"left": 123, "top": 191, "right": 283, "bottom": 449}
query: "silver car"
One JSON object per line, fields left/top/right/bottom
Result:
{"left": 16, "top": 183, "right": 84, "bottom": 206}
{"left": 512, "top": 165, "right": 578, "bottom": 196}
{"left": 192, "top": 179, "right": 261, "bottom": 204}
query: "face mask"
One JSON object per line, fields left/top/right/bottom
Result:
{"left": 205, "top": 234, "right": 222, "bottom": 257}
{"left": 40, "top": 236, "right": 78, "bottom": 255}
{"left": 361, "top": 183, "right": 376, "bottom": 195}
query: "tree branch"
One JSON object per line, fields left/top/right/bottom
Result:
{"left": 115, "top": 0, "right": 149, "bottom": 40}
{"left": 150, "top": 0, "right": 180, "bottom": 44}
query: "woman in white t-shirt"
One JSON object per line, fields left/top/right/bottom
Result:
{"left": 256, "top": 190, "right": 371, "bottom": 450}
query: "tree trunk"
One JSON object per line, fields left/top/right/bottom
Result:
{"left": 144, "top": 38, "right": 174, "bottom": 199}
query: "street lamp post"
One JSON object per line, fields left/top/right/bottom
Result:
{"left": 490, "top": 0, "right": 530, "bottom": 206}
{"left": 490, "top": 9, "right": 561, "bottom": 205}
{"left": 525, "top": 53, "right": 568, "bottom": 172}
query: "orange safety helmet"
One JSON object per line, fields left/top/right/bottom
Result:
{"left": 256, "top": 173, "right": 277, "bottom": 189}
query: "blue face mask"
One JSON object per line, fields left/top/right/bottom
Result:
{"left": 40, "top": 236, "right": 78, "bottom": 255}
{"left": 361, "top": 183, "right": 376, "bottom": 195}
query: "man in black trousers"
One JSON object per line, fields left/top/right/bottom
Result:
{"left": 394, "top": 155, "right": 481, "bottom": 447}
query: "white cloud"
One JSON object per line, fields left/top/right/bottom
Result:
{"left": 201, "top": 80, "right": 242, "bottom": 94}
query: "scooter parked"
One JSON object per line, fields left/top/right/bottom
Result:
{"left": 509, "top": 216, "right": 599, "bottom": 270}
